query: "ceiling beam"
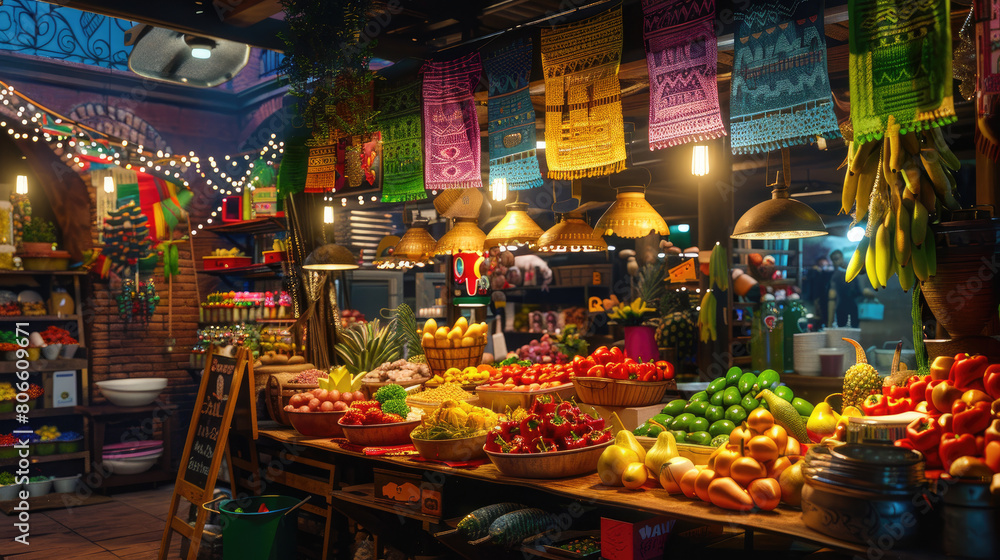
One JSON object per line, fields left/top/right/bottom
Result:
{"left": 217, "top": 0, "right": 284, "bottom": 28}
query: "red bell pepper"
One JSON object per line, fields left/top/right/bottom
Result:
{"left": 894, "top": 438, "right": 916, "bottom": 450}
{"left": 608, "top": 346, "right": 624, "bottom": 363}
{"left": 655, "top": 360, "right": 674, "bottom": 380}
{"left": 585, "top": 428, "right": 613, "bottom": 445}
{"left": 508, "top": 435, "right": 530, "bottom": 453}
{"left": 953, "top": 401, "right": 991, "bottom": 435}
{"left": 937, "top": 413, "right": 953, "bottom": 434}
{"left": 985, "top": 365, "right": 1000, "bottom": 400}
{"left": 625, "top": 362, "right": 640, "bottom": 381}
{"left": 591, "top": 346, "right": 612, "bottom": 365}
{"left": 607, "top": 363, "right": 628, "bottom": 380}
{"left": 986, "top": 419, "right": 1000, "bottom": 446}
{"left": 906, "top": 417, "right": 941, "bottom": 452}
{"left": 520, "top": 414, "right": 544, "bottom": 442}
{"left": 922, "top": 447, "right": 943, "bottom": 469}
{"left": 885, "top": 385, "right": 910, "bottom": 399}
{"left": 888, "top": 396, "right": 914, "bottom": 415}
{"left": 543, "top": 414, "right": 572, "bottom": 439}
{"left": 985, "top": 440, "right": 1000, "bottom": 472}
{"left": 952, "top": 354, "right": 989, "bottom": 392}
{"left": 915, "top": 401, "right": 931, "bottom": 414}
{"left": 586, "top": 365, "right": 606, "bottom": 378}
{"left": 926, "top": 379, "right": 945, "bottom": 413}
{"left": 909, "top": 375, "right": 930, "bottom": 403}
{"left": 498, "top": 420, "right": 519, "bottom": 439}
{"left": 559, "top": 432, "right": 587, "bottom": 451}
{"left": 863, "top": 394, "right": 888, "bottom": 416}
{"left": 535, "top": 437, "right": 558, "bottom": 453}
{"left": 572, "top": 355, "right": 596, "bottom": 377}
{"left": 582, "top": 412, "right": 605, "bottom": 432}
{"left": 939, "top": 432, "right": 979, "bottom": 470}
{"left": 977, "top": 435, "right": 986, "bottom": 455}
{"left": 638, "top": 362, "right": 657, "bottom": 381}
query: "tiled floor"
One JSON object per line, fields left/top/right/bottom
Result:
{"left": 0, "top": 486, "right": 180, "bottom": 559}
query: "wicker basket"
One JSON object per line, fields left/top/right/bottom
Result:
{"left": 421, "top": 343, "right": 487, "bottom": 377}
{"left": 265, "top": 373, "right": 318, "bottom": 426}
{"left": 572, "top": 377, "right": 674, "bottom": 407}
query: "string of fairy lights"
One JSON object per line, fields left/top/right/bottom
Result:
{"left": 0, "top": 81, "right": 291, "bottom": 236}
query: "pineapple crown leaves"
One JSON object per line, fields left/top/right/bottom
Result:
{"left": 392, "top": 303, "right": 424, "bottom": 358}
{"left": 333, "top": 318, "right": 402, "bottom": 374}
{"left": 637, "top": 261, "right": 666, "bottom": 307}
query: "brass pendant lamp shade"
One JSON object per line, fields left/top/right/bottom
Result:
{"left": 536, "top": 210, "right": 607, "bottom": 252}
{"left": 390, "top": 219, "right": 437, "bottom": 267}
{"left": 732, "top": 172, "right": 828, "bottom": 239}
{"left": 302, "top": 243, "right": 359, "bottom": 270}
{"left": 484, "top": 201, "right": 545, "bottom": 250}
{"left": 593, "top": 186, "right": 669, "bottom": 239}
{"left": 434, "top": 217, "right": 487, "bottom": 255}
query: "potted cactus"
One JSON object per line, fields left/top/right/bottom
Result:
{"left": 21, "top": 218, "right": 57, "bottom": 254}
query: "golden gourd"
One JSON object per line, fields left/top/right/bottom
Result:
{"left": 644, "top": 431, "right": 678, "bottom": 475}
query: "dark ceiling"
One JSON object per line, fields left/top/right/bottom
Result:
{"left": 39, "top": 0, "right": 979, "bottom": 238}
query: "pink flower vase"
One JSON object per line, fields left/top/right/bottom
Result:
{"left": 623, "top": 326, "right": 658, "bottom": 363}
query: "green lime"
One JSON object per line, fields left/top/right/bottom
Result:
{"left": 633, "top": 424, "right": 650, "bottom": 437}
{"left": 725, "top": 405, "right": 748, "bottom": 425}
{"left": 686, "top": 431, "right": 713, "bottom": 446}
{"left": 709, "top": 419, "right": 736, "bottom": 438}
{"left": 670, "top": 413, "right": 696, "bottom": 431}
{"left": 651, "top": 414, "right": 673, "bottom": 426}
{"left": 792, "top": 397, "right": 815, "bottom": 416}
{"left": 723, "top": 386, "right": 742, "bottom": 408}
{"left": 661, "top": 399, "right": 687, "bottom": 416}
{"left": 774, "top": 385, "right": 795, "bottom": 402}
{"left": 646, "top": 424, "right": 663, "bottom": 438}
{"left": 689, "top": 391, "right": 709, "bottom": 403}
{"left": 757, "top": 369, "right": 781, "bottom": 391}
{"left": 725, "top": 367, "right": 743, "bottom": 387}
{"left": 710, "top": 391, "right": 725, "bottom": 406}
{"left": 684, "top": 401, "right": 710, "bottom": 417}
{"left": 707, "top": 377, "right": 727, "bottom": 395}
{"left": 689, "top": 417, "right": 710, "bottom": 433}
{"left": 704, "top": 405, "right": 724, "bottom": 423}
{"left": 670, "top": 430, "right": 687, "bottom": 443}
{"left": 741, "top": 394, "right": 760, "bottom": 412}
{"left": 738, "top": 372, "right": 758, "bottom": 395}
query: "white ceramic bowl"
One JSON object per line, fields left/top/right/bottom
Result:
{"left": 103, "top": 449, "right": 163, "bottom": 475}
{"left": 24, "top": 478, "right": 52, "bottom": 498}
{"left": 61, "top": 343, "right": 79, "bottom": 359}
{"left": 0, "top": 483, "right": 21, "bottom": 501}
{"left": 96, "top": 378, "right": 168, "bottom": 407}
{"left": 42, "top": 344, "right": 62, "bottom": 360}
{"left": 51, "top": 475, "right": 80, "bottom": 493}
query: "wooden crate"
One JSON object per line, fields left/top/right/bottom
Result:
{"left": 553, "top": 264, "right": 612, "bottom": 287}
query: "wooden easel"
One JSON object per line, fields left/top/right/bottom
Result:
{"left": 158, "top": 346, "right": 254, "bottom": 560}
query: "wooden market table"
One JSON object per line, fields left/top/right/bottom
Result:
{"left": 257, "top": 427, "right": 934, "bottom": 560}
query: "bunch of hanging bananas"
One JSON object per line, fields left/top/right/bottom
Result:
{"left": 697, "top": 290, "right": 717, "bottom": 342}
{"left": 840, "top": 116, "right": 960, "bottom": 291}
{"left": 607, "top": 298, "right": 655, "bottom": 323}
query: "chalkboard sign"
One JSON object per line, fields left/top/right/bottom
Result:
{"left": 160, "top": 347, "right": 251, "bottom": 560}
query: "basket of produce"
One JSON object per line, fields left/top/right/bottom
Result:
{"left": 265, "top": 370, "right": 321, "bottom": 425}
{"left": 424, "top": 365, "right": 492, "bottom": 389}
{"left": 573, "top": 378, "right": 674, "bottom": 407}
{"left": 282, "top": 386, "right": 364, "bottom": 437}
{"left": 360, "top": 359, "right": 431, "bottom": 398}
{"left": 338, "top": 385, "right": 423, "bottom": 447}
{"left": 475, "top": 383, "right": 576, "bottom": 412}
{"left": 406, "top": 383, "right": 479, "bottom": 412}
{"left": 420, "top": 318, "right": 489, "bottom": 376}
{"left": 483, "top": 398, "right": 613, "bottom": 478}
{"left": 410, "top": 399, "right": 499, "bottom": 462}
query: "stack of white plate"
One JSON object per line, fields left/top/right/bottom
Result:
{"left": 826, "top": 327, "right": 862, "bottom": 370}
{"left": 102, "top": 440, "right": 164, "bottom": 475}
{"left": 793, "top": 333, "right": 826, "bottom": 376}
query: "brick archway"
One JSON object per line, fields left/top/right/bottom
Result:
{"left": 66, "top": 102, "right": 172, "bottom": 152}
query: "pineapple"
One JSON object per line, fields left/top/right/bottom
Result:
{"left": 841, "top": 338, "right": 882, "bottom": 410}
{"left": 657, "top": 311, "right": 696, "bottom": 361}
{"left": 334, "top": 319, "right": 402, "bottom": 374}
{"left": 637, "top": 262, "right": 666, "bottom": 309}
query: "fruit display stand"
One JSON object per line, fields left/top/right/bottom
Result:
{"left": 254, "top": 426, "right": 940, "bottom": 560}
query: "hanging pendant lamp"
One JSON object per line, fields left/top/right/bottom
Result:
{"left": 731, "top": 170, "right": 828, "bottom": 239}
{"left": 302, "top": 244, "right": 359, "bottom": 270}
{"left": 536, "top": 210, "right": 607, "bottom": 252}
{"left": 434, "top": 217, "right": 487, "bottom": 255}
{"left": 484, "top": 201, "right": 545, "bottom": 251}
{"left": 390, "top": 219, "right": 438, "bottom": 267}
{"left": 593, "top": 185, "right": 669, "bottom": 239}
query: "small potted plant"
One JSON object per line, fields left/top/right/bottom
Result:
{"left": 21, "top": 218, "right": 57, "bottom": 254}
{"left": 0, "top": 471, "right": 20, "bottom": 501}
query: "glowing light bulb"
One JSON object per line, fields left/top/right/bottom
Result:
{"left": 15, "top": 175, "right": 28, "bottom": 195}
{"left": 103, "top": 176, "right": 115, "bottom": 194}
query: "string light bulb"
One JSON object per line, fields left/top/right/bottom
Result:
{"left": 490, "top": 177, "right": 507, "bottom": 202}
{"left": 323, "top": 205, "right": 334, "bottom": 225}
{"left": 103, "top": 176, "right": 115, "bottom": 194}
{"left": 691, "top": 145, "right": 710, "bottom": 177}
{"left": 15, "top": 175, "right": 28, "bottom": 195}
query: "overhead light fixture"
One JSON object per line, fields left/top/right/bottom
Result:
{"left": 15, "top": 175, "right": 28, "bottom": 195}
{"left": 392, "top": 219, "right": 437, "bottom": 267}
{"left": 691, "top": 145, "right": 710, "bottom": 177}
{"left": 790, "top": 190, "right": 833, "bottom": 198}
{"left": 490, "top": 177, "right": 507, "bottom": 202}
{"left": 323, "top": 205, "right": 334, "bottom": 224}
{"left": 103, "top": 176, "right": 115, "bottom": 194}
{"left": 847, "top": 226, "right": 865, "bottom": 243}
{"left": 536, "top": 210, "right": 607, "bottom": 253}
{"left": 434, "top": 217, "right": 486, "bottom": 255}
{"left": 124, "top": 25, "right": 249, "bottom": 87}
{"left": 484, "top": 201, "right": 544, "bottom": 251}
{"left": 593, "top": 185, "right": 669, "bottom": 240}
{"left": 731, "top": 171, "right": 828, "bottom": 239}
{"left": 302, "top": 244, "right": 359, "bottom": 271}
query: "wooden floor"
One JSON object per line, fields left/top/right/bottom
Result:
{"left": 0, "top": 486, "right": 180, "bottom": 559}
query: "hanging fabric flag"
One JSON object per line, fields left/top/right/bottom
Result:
{"left": 483, "top": 37, "right": 544, "bottom": 191}
{"left": 304, "top": 142, "right": 338, "bottom": 193}
{"left": 642, "top": 0, "right": 726, "bottom": 150}
{"left": 976, "top": 0, "right": 1000, "bottom": 159}
{"left": 730, "top": 0, "right": 841, "bottom": 154}
{"left": 540, "top": 7, "right": 626, "bottom": 179}
{"left": 849, "top": 0, "right": 955, "bottom": 143}
{"left": 421, "top": 52, "right": 483, "bottom": 191}
{"left": 377, "top": 80, "right": 426, "bottom": 202}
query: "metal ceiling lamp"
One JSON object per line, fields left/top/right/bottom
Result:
{"left": 732, "top": 150, "right": 827, "bottom": 239}
{"left": 536, "top": 209, "right": 608, "bottom": 253}
{"left": 592, "top": 185, "right": 669, "bottom": 240}
{"left": 302, "top": 204, "right": 359, "bottom": 270}
{"left": 124, "top": 25, "right": 250, "bottom": 87}
{"left": 384, "top": 219, "right": 437, "bottom": 269}
{"left": 434, "top": 217, "right": 487, "bottom": 255}
{"left": 483, "top": 199, "right": 545, "bottom": 251}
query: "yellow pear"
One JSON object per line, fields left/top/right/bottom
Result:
{"left": 434, "top": 326, "right": 450, "bottom": 340}
{"left": 454, "top": 316, "right": 468, "bottom": 334}
{"left": 423, "top": 318, "right": 437, "bottom": 334}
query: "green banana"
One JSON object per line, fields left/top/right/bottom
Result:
{"left": 895, "top": 200, "right": 912, "bottom": 266}
{"left": 865, "top": 234, "right": 881, "bottom": 289}
{"left": 925, "top": 228, "right": 937, "bottom": 278}
{"left": 921, "top": 149, "right": 961, "bottom": 211}
{"left": 911, "top": 241, "right": 929, "bottom": 282}
{"left": 900, "top": 131, "right": 921, "bottom": 155}
{"left": 846, "top": 237, "right": 869, "bottom": 283}
{"left": 927, "top": 127, "right": 961, "bottom": 171}
{"left": 896, "top": 258, "right": 915, "bottom": 292}
{"left": 850, "top": 140, "right": 878, "bottom": 174}
{"left": 911, "top": 200, "right": 929, "bottom": 246}
{"left": 875, "top": 213, "right": 894, "bottom": 288}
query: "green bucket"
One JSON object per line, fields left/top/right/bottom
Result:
{"left": 206, "top": 495, "right": 299, "bottom": 560}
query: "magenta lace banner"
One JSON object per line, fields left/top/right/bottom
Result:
{"left": 421, "top": 53, "right": 484, "bottom": 191}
